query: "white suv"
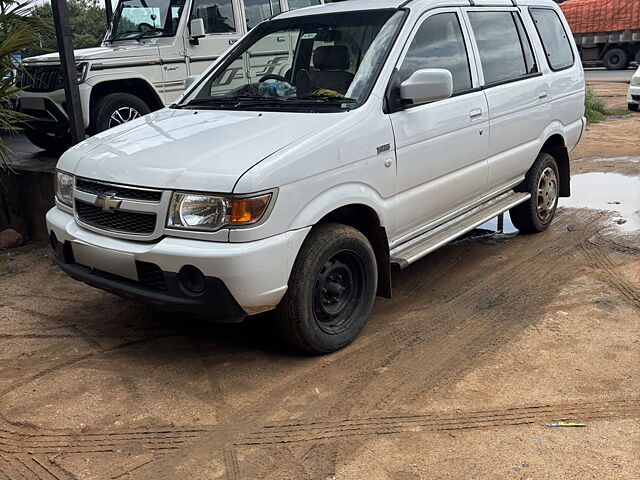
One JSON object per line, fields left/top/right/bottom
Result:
{"left": 629, "top": 66, "right": 640, "bottom": 111}
{"left": 47, "top": 0, "right": 585, "bottom": 353}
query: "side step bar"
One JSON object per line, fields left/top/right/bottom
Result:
{"left": 390, "top": 191, "right": 531, "bottom": 269}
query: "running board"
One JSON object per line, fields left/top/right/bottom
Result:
{"left": 390, "top": 191, "right": 531, "bottom": 269}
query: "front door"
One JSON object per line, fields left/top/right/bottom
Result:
{"left": 185, "top": 0, "right": 244, "bottom": 76}
{"left": 389, "top": 9, "right": 489, "bottom": 243}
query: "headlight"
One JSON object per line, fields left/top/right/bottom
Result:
{"left": 167, "top": 192, "right": 272, "bottom": 231}
{"left": 76, "top": 62, "right": 89, "bottom": 84}
{"left": 55, "top": 171, "right": 74, "bottom": 208}
{"left": 631, "top": 76, "right": 640, "bottom": 87}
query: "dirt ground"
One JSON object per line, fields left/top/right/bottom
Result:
{"left": 1, "top": 81, "right": 639, "bottom": 480}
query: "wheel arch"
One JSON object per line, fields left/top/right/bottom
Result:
{"left": 317, "top": 204, "right": 392, "bottom": 299}
{"left": 539, "top": 133, "right": 570, "bottom": 197}
{"left": 88, "top": 77, "right": 164, "bottom": 124}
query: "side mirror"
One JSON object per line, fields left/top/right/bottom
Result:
{"left": 190, "top": 18, "right": 206, "bottom": 44}
{"left": 184, "top": 74, "right": 200, "bottom": 90}
{"left": 400, "top": 68, "right": 453, "bottom": 106}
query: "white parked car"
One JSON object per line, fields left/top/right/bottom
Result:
{"left": 629, "top": 66, "right": 640, "bottom": 111}
{"left": 15, "top": 0, "right": 320, "bottom": 151}
{"left": 47, "top": 0, "right": 585, "bottom": 353}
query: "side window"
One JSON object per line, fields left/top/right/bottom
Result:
{"left": 398, "top": 12, "right": 472, "bottom": 95}
{"left": 287, "top": 0, "right": 320, "bottom": 10}
{"left": 192, "top": 0, "right": 236, "bottom": 33}
{"left": 468, "top": 11, "right": 538, "bottom": 85}
{"left": 244, "top": 0, "right": 274, "bottom": 30}
{"left": 530, "top": 8, "right": 574, "bottom": 71}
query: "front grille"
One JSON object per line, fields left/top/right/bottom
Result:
{"left": 18, "top": 65, "right": 63, "bottom": 92}
{"left": 136, "top": 262, "right": 167, "bottom": 291}
{"left": 75, "top": 200, "right": 156, "bottom": 235}
{"left": 76, "top": 178, "right": 163, "bottom": 202}
{"left": 632, "top": 94, "right": 640, "bottom": 101}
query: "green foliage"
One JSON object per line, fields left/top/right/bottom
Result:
{"left": 0, "top": 0, "right": 49, "bottom": 166}
{"left": 584, "top": 87, "right": 630, "bottom": 123}
{"left": 28, "top": 0, "right": 107, "bottom": 55}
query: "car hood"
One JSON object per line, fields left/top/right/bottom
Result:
{"left": 58, "top": 107, "right": 344, "bottom": 192}
{"left": 23, "top": 44, "right": 159, "bottom": 63}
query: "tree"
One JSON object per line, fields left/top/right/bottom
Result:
{"left": 0, "top": 0, "right": 49, "bottom": 166}
{"left": 28, "top": 0, "right": 107, "bottom": 55}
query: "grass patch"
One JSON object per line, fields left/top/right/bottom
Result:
{"left": 585, "top": 87, "right": 630, "bottom": 123}
{"left": 0, "top": 252, "right": 17, "bottom": 276}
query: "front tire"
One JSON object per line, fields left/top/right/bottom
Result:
{"left": 92, "top": 93, "right": 150, "bottom": 133}
{"left": 24, "top": 129, "right": 70, "bottom": 152}
{"left": 510, "top": 153, "right": 560, "bottom": 234}
{"left": 276, "top": 223, "right": 378, "bottom": 354}
{"left": 602, "top": 48, "right": 629, "bottom": 70}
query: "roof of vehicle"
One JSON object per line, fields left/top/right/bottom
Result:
{"left": 276, "top": 0, "right": 558, "bottom": 19}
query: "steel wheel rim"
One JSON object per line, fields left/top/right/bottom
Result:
{"left": 108, "top": 107, "right": 141, "bottom": 128}
{"left": 312, "top": 250, "right": 365, "bottom": 335}
{"left": 536, "top": 166, "right": 557, "bottom": 221}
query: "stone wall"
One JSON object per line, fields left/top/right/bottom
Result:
{"left": 0, "top": 169, "right": 54, "bottom": 242}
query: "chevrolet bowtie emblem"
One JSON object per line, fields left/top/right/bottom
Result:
{"left": 95, "top": 192, "right": 122, "bottom": 212}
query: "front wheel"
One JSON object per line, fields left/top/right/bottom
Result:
{"left": 24, "top": 129, "right": 70, "bottom": 152}
{"left": 276, "top": 223, "right": 378, "bottom": 354}
{"left": 629, "top": 103, "right": 639, "bottom": 112}
{"left": 602, "top": 48, "right": 629, "bottom": 70}
{"left": 509, "top": 153, "right": 560, "bottom": 234}
{"left": 91, "top": 93, "right": 150, "bottom": 133}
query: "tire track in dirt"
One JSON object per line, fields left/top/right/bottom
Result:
{"left": 238, "top": 398, "right": 640, "bottom": 446}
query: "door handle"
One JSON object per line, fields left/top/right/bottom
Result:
{"left": 469, "top": 108, "right": 482, "bottom": 119}
{"left": 538, "top": 91, "right": 549, "bottom": 100}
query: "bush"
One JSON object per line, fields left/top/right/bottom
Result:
{"left": 584, "top": 87, "right": 629, "bottom": 123}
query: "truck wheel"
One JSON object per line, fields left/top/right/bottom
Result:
{"left": 634, "top": 50, "right": 640, "bottom": 65}
{"left": 92, "top": 93, "right": 150, "bottom": 133}
{"left": 510, "top": 153, "right": 559, "bottom": 234}
{"left": 24, "top": 130, "right": 70, "bottom": 152}
{"left": 602, "top": 48, "right": 629, "bottom": 70}
{"left": 276, "top": 223, "right": 377, "bottom": 354}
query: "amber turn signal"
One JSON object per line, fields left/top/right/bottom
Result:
{"left": 229, "top": 194, "right": 271, "bottom": 225}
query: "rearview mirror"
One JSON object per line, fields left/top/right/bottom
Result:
{"left": 190, "top": 18, "right": 206, "bottom": 39}
{"left": 184, "top": 74, "right": 200, "bottom": 90}
{"left": 400, "top": 68, "right": 453, "bottom": 106}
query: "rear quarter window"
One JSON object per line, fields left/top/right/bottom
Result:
{"left": 530, "top": 8, "right": 574, "bottom": 71}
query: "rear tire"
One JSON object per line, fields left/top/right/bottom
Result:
{"left": 24, "top": 129, "right": 70, "bottom": 152}
{"left": 509, "top": 153, "right": 559, "bottom": 234}
{"left": 629, "top": 103, "right": 639, "bottom": 112}
{"left": 276, "top": 223, "right": 377, "bottom": 354}
{"left": 602, "top": 48, "right": 629, "bottom": 70}
{"left": 92, "top": 93, "right": 150, "bottom": 133}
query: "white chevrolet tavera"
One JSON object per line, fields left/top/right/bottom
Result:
{"left": 47, "top": 0, "right": 585, "bottom": 353}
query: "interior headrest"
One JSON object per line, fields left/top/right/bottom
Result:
{"left": 313, "top": 45, "right": 350, "bottom": 71}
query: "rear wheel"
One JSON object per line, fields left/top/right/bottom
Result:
{"left": 92, "top": 93, "right": 150, "bottom": 133}
{"left": 24, "top": 129, "right": 70, "bottom": 152}
{"left": 602, "top": 48, "right": 629, "bottom": 70}
{"left": 510, "top": 153, "right": 559, "bottom": 234}
{"left": 276, "top": 223, "right": 377, "bottom": 354}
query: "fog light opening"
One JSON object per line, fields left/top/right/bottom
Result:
{"left": 178, "top": 265, "right": 206, "bottom": 295}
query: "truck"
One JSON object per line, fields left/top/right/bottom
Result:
{"left": 559, "top": 0, "right": 640, "bottom": 70}
{"left": 15, "top": 0, "right": 320, "bottom": 151}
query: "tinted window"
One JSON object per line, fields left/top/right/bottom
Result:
{"left": 468, "top": 11, "right": 538, "bottom": 85}
{"left": 531, "top": 8, "right": 574, "bottom": 71}
{"left": 399, "top": 13, "right": 472, "bottom": 94}
{"left": 193, "top": 0, "right": 236, "bottom": 33}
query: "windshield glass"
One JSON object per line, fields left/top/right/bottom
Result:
{"left": 107, "top": 0, "right": 186, "bottom": 41}
{"left": 180, "top": 9, "right": 404, "bottom": 111}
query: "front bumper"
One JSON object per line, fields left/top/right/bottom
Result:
{"left": 17, "top": 84, "right": 92, "bottom": 133}
{"left": 46, "top": 207, "right": 310, "bottom": 317}
{"left": 628, "top": 85, "right": 640, "bottom": 104}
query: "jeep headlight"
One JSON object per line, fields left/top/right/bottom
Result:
{"left": 631, "top": 76, "right": 640, "bottom": 87}
{"left": 76, "top": 62, "right": 89, "bottom": 84}
{"left": 167, "top": 192, "right": 272, "bottom": 231}
{"left": 55, "top": 171, "right": 74, "bottom": 207}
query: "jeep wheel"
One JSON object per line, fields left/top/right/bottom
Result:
{"left": 92, "top": 93, "right": 150, "bottom": 133}
{"left": 510, "top": 153, "right": 559, "bottom": 234}
{"left": 24, "top": 130, "right": 70, "bottom": 152}
{"left": 276, "top": 223, "right": 377, "bottom": 354}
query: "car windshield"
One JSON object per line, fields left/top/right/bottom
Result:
{"left": 107, "top": 0, "right": 186, "bottom": 41}
{"left": 179, "top": 9, "right": 405, "bottom": 111}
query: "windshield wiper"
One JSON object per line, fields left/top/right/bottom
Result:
{"left": 106, "top": 30, "right": 140, "bottom": 41}
{"left": 136, "top": 28, "right": 165, "bottom": 41}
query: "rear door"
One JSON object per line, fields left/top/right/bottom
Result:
{"left": 389, "top": 8, "right": 489, "bottom": 242}
{"left": 463, "top": 7, "right": 550, "bottom": 194}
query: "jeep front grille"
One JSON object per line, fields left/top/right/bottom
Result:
{"left": 17, "top": 65, "right": 63, "bottom": 92}
{"left": 76, "top": 177, "right": 163, "bottom": 202}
